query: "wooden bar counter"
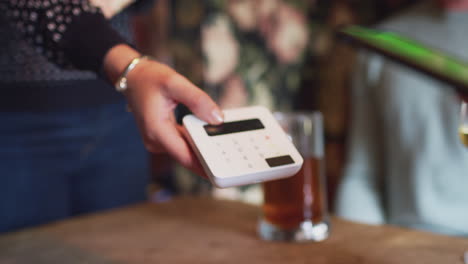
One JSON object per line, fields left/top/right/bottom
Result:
{"left": 1, "top": 197, "right": 467, "bottom": 263}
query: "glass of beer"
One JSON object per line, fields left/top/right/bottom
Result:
{"left": 460, "top": 102, "right": 468, "bottom": 147}
{"left": 258, "top": 111, "right": 330, "bottom": 242}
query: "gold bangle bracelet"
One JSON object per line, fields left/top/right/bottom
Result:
{"left": 114, "top": 55, "right": 150, "bottom": 93}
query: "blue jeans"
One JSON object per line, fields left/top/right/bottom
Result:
{"left": 0, "top": 101, "right": 149, "bottom": 233}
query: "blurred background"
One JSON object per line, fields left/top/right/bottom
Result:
{"left": 132, "top": 0, "right": 421, "bottom": 207}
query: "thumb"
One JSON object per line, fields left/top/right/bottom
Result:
{"left": 165, "top": 74, "right": 224, "bottom": 125}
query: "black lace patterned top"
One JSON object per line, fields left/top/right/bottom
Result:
{"left": 0, "top": 0, "right": 150, "bottom": 111}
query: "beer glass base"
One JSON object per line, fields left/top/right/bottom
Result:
{"left": 258, "top": 219, "right": 330, "bottom": 242}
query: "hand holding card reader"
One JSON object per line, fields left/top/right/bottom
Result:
{"left": 183, "top": 106, "right": 303, "bottom": 188}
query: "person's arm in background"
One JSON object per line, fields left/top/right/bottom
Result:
{"left": 334, "top": 52, "right": 386, "bottom": 224}
{"left": 0, "top": 0, "right": 223, "bottom": 175}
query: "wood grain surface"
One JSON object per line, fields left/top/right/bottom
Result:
{"left": 1, "top": 197, "right": 467, "bottom": 264}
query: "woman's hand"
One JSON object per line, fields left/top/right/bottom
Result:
{"left": 104, "top": 44, "right": 224, "bottom": 175}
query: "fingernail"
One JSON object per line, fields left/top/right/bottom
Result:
{"left": 211, "top": 109, "right": 224, "bottom": 124}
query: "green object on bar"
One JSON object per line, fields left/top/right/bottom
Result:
{"left": 336, "top": 25, "right": 468, "bottom": 95}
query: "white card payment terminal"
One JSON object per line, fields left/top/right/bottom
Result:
{"left": 183, "top": 106, "right": 303, "bottom": 188}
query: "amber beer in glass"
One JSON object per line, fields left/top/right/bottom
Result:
{"left": 258, "top": 112, "right": 329, "bottom": 242}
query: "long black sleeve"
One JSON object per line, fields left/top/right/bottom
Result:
{"left": 0, "top": 0, "right": 128, "bottom": 73}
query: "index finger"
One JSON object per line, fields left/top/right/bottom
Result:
{"left": 164, "top": 74, "right": 224, "bottom": 125}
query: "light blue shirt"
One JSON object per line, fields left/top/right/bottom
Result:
{"left": 335, "top": 2, "right": 468, "bottom": 236}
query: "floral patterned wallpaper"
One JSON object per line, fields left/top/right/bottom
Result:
{"left": 165, "top": 0, "right": 316, "bottom": 113}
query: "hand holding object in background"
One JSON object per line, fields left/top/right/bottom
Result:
{"left": 461, "top": 94, "right": 468, "bottom": 102}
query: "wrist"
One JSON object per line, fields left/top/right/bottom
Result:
{"left": 103, "top": 44, "right": 142, "bottom": 85}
